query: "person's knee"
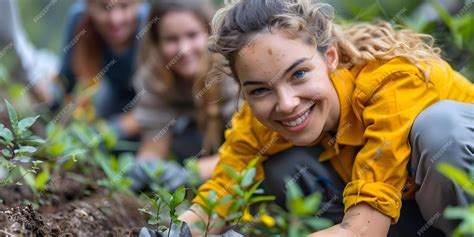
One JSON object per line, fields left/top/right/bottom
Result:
{"left": 411, "top": 100, "right": 472, "bottom": 168}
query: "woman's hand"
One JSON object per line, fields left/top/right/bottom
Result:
{"left": 309, "top": 203, "right": 391, "bottom": 237}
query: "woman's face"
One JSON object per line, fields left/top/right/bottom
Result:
{"left": 157, "top": 11, "right": 209, "bottom": 80}
{"left": 235, "top": 31, "right": 340, "bottom": 146}
{"left": 87, "top": 0, "right": 140, "bottom": 49}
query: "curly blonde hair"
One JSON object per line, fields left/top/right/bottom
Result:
{"left": 209, "top": 0, "right": 442, "bottom": 80}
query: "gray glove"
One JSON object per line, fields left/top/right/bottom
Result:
{"left": 128, "top": 159, "right": 192, "bottom": 193}
{"left": 139, "top": 222, "right": 192, "bottom": 237}
{"left": 138, "top": 224, "right": 244, "bottom": 237}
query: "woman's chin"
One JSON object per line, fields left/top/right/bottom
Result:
{"left": 175, "top": 66, "right": 200, "bottom": 80}
{"left": 280, "top": 127, "right": 322, "bottom": 146}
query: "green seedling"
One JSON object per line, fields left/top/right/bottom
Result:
{"left": 437, "top": 162, "right": 474, "bottom": 237}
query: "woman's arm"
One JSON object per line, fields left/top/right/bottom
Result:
{"left": 197, "top": 154, "right": 220, "bottom": 180}
{"left": 136, "top": 133, "right": 171, "bottom": 159}
{"left": 310, "top": 203, "right": 391, "bottom": 237}
{"left": 116, "top": 112, "right": 141, "bottom": 138}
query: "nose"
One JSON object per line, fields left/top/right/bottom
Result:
{"left": 108, "top": 8, "right": 123, "bottom": 26}
{"left": 177, "top": 39, "right": 191, "bottom": 56}
{"left": 275, "top": 89, "right": 300, "bottom": 114}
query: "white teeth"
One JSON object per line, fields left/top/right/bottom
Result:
{"left": 282, "top": 110, "right": 310, "bottom": 127}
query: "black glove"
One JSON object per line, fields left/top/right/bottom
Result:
{"left": 128, "top": 158, "right": 193, "bottom": 193}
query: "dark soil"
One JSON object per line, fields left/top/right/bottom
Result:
{"left": 0, "top": 172, "right": 149, "bottom": 236}
{"left": 0, "top": 195, "right": 146, "bottom": 236}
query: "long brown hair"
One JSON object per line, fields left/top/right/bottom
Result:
{"left": 71, "top": 15, "right": 103, "bottom": 83}
{"left": 138, "top": 0, "right": 226, "bottom": 154}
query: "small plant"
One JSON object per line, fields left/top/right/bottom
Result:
{"left": 194, "top": 190, "right": 233, "bottom": 237}
{"left": 276, "top": 180, "right": 333, "bottom": 236}
{"left": 192, "top": 157, "right": 332, "bottom": 236}
{"left": 223, "top": 158, "right": 276, "bottom": 231}
{"left": 437, "top": 162, "right": 474, "bottom": 237}
{"left": 96, "top": 152, "right": 134, "bottom": 196}
{"left": 0, "top": 99, "right": 46, "bottom": 189}
{"left": 139, "top": 186, "right": 188, "bottom": 236}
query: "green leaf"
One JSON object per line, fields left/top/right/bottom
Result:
{"left": 1, "top": 149, "right": 11, "bottom": 158}
{"left": 249, "top": 195, "right": 276, "bottom": 205}
{"left": 110, "top": 156, "right": 119, "bottom": 171}
{"left": 303, "top": 193, "right": 322, "bottom": 214}
{"left": 223, "top": 164, "right": 240, "bottom": 181}
{"left": 0, "top": 126, "right": 14, "bottom": 144}
{"left": 35, "top": 170, "right": 50, "bottom": 191}
{"left": 46, "top": 123, "right": 63, "bottom": 141}
{"left": 4, "top": 100, "right": 18, "bottom": 132}
{"left": 247, "top": 157, "right": 259, "bottom": 169}
{"left": 18, "top": 116, "right": 40, "bottom": 135}
{"left": 46, "top": 143, "right": 66, "bottom": 157}
{"left": 444, "top": 206, "right": 470, "bottom": 219}
{"left": 142, "top": 193, "right": 159, "bottom": 209}
{"left": 31, "top": 160, "right": 43, "bottom": 166}
{"left": 23, "top": 174, "right": 36, "bottom": 192}
{"left": 431, "top": 3, "right": 452, "bottom": 28}
{"left": 240, "top": 167, "right": 256, "bottom": 188}
{"left": 286, "top": 179, "right": 303, "bottom": 201}
{"left": 138, "top": 208, "right": 154, "bottom": 216}
{"left": 224, "top": 212, "right": 243, "bottom": 221}
{"left": 24, "top": 136, "right": 47, "bottom": 145}
{"left": 219, "top": 194, "right": 233, "bottom": 206}
{"left": 171, "top": 186, "right": 186, "bottom": 209}
{"left": 289, "top": 198, "right": 306, "bottom": 216}
{"left": 232, "top": 185, "right": 245, "bottom": 197}
{"left": 288, "top": 224, "right": 301, "bottom": 237}
{"left": 194, "top": 191, "right": 213, "bottom": 214}
{"left": 207, "top": 190, "right": 217, "bottom": 204}
{"left": 229, "top": 198, "right": 245, "bottom": 214}
{"left": 15, "top": 146, "right": 37, "bottom": 154}
{"left": 157, "top": 189, "right": 172, "bottom": 206}
{"left": 437, "top": 162, "right": 474, "bottom": 195}
{"left": 303, "top": 218, "right": 333, "bottom": 231}
{"left": 118, "top": 153, "right": 134, "bottom": 171}
{"left": 244, "top": 180, "right": 263, "bottom": 200}
{"left": 98, "top": 155, "right": 115, "bottom": 179}
{"left": 14, "top": 156, "right": 31, "bottom": 163}
{"left": 148, "top": 217, "right": 160, "bottom": 225}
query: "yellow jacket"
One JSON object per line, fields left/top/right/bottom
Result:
{"left": 193, "top": 58, "right": 474, "bottom": 223}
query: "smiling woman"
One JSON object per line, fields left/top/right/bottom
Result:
{"left": 55, "top": 0, "right": 149, "bottom": 142}
{"left": 235, "top": 32, "right": 340, "bottom": 146}
{"left": 176, "top": 0, "right": 474, "bottom": 236}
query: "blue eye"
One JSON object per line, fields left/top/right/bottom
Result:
{"left": 292, "top": 70, "right": 306, "bottom": 80}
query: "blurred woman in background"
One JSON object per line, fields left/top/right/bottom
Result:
{"left": 56, "top": 0, "right": 149, "bottom": 140}
{"left": 128, "top": 0, "right": 239, "bottom": 192}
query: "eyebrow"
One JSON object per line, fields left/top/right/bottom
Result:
{"left": 242, "top": 58, "right": 309, "bottom": 87}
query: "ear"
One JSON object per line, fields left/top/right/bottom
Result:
{"left": 324, "top": 45, "right": 339, "bottom": 72}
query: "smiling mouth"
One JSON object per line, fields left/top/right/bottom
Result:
{"left": 279, "top": 104, "right": 315, "bottom": 128}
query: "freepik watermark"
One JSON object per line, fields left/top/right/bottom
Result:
{"left": 136, "top": 16, "right": 160, "bottom": 39}
{"left": 0, "top": 43, "right": 13, "bottom": 59}
{"left": 33, "top": 0, "right": 58, "bottom": 23}
{"left": 152, "top": 118, "right": 177, "bottom": 142}
{"left": 63, "top": 29, "right": 87, "bottom": 53}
